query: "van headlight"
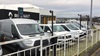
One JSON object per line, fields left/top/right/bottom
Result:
{"left": 80, "top": 32, "right": 83, "bottom": 35}
{"left": 58, "top": 36, "right": 64, "bottom": 39}
{"left": 24, "top": 40, "right": 33, "bottom": 46}
{"left": 72, "top": 32, "right": 78, "bottom": 35}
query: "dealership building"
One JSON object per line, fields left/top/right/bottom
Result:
{"left": 0, "top": 4, "right": 56, "bottom": 24}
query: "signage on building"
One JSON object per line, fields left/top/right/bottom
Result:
{"left": 0, "top": 9, "right": 39, "bottom": 20}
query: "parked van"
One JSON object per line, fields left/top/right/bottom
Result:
{"left": 70, "top": 23, "right": 87, "bottom": 35}
{"left": 40, "top": 24, "right": 72, "bottom": 42}
{"left": 0, "top": 18, "right": 50, "bottom": 56}
{"left": 70, "top": 22, "right": 87, "bottom": 31}
{"left": 60, "top": 23, "right": 85, "bottom": 40}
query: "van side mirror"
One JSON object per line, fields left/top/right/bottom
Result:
{"left": 12, "top": 33, "right": 19, "bottom": 39}
{"left": 47, "top": 30, "right": 50, "bottom": 33}
{"left": 47, "top": 30, "right": 52, "bottom": 33}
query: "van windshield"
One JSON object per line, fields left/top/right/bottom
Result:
{"left": 66, "top": 24, "right": 79, "bottom": 30}
{"left": 72, "top": 23, "right": 83, "bottom": 28}
{"left": 17, "top": 24, "right": 44, "bottom": 35}
{"left": 51, "top": 25, "right": 65, "bottom": 32}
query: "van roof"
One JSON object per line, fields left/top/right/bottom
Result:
{"left": 1, "top": 18, "right": 38, "bottom": 24}
{"left": 39, "top": 24, "right": 64, "bottom": 26}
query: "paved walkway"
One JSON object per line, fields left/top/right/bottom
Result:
{"left": 95, "top": 25, "right": 100, "bottom": 29}
{"left": 91, "top": 48, "right": 100, "bottom": 56}
{"left": 91, "top": 25, "right": 100, "bottom": 56}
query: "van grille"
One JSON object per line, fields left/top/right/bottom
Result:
{"left": 34, "top": 40, "right": 49, "bottom": 47}
{"left": 66, "top": 35, "right": 71, "bottom": 39}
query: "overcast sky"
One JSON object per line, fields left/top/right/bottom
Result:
{"left": 0, "top": 0, "right": 100, "bottom": 18}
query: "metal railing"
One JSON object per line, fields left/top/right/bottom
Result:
{"left": 1, "top": 29, "right": 100, "bottom": 56}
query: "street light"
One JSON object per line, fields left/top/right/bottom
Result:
{"left": 78, "top": 14, "right": 82, "bottom": 29}
{"left": 50, "top": 10, "right": 57, "bottom": 56}
{"left": 50, "top": 10, "right": 54, "bottom": 36}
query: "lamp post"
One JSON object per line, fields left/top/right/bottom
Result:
{"left": 86, "top": 15, "right": 90, "bottom": 30}
{"left": 90, "top": 0, "right": 93, "bottom": 29}
{"left": 50, "top": 10, "right": 57, "bottom": 56}
{"left": 78, "top": 14, "right": 82, "bottom": 29}
{"left": 50, "top": 10, "right": 54, "bottom": 36}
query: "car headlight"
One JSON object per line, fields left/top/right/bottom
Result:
{"left": 24, "top": 40, "right": 33, "bottom": 46}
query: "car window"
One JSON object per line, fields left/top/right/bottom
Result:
{"left": 44, "top": 26, "right": 51, "bottom": 32}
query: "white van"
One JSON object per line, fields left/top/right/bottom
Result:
{"left": 0, "top": 18, "right": 50, "bottom": 55}
{"left": 40, "top": 24, "right": 72, "bottom": 42}
{"left": 70, "top": 22, "right": 87, "bottom": 31}
{"left": 70, "top": 23, "right": 87, "bottom": 35}
{"left": 60, "top": 23, "right": 85, "bottom": 40}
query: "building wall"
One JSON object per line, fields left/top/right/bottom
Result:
{"left": 40, "top": 9, "right": 56, "bottom": 24}
{"left": 41, "top": 15, "right": 56, "bottom": 24}
{"left": 0, "top": 4, "right": 56, "bottom": 23}
{"left": 0, "top": 9, "right": 39, "bottom": 20}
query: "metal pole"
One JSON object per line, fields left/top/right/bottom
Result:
{"left": 77, "top": 36, "right": 79, "bottom": 56}
{"left": 78, "top": 14, "right": 82, "bottom": 29}
{"left": 86, "top": 15, "right": 90, "bottom": 30}
{"left": 64, "top": 34, "right": 66, "bottom": 56}
{"left": 90, "top": 0, "right": 93, "bottom": 29}
{"left": 50, "top": 10, "right": 54, "bottom": 36}
{"left": 50, "top": 10, "right": 57, "bottom": 56}
{"left": 40, "top": 36, "right": 43, "bottom": 56}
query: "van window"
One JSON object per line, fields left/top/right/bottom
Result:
{"left": 17, "top": 24, "right": 44, "bottom": 35}
{"left": 51, "top": 25, "right": 65, "bottom": 32}
{"left": 61, "top": 25, "right": 70, "bottom": 31}
{"left": 66, "top": 24, "right": 79, "bottom": 30}
{"left": 11, "top": 25, "right": 19, "bottom": 38}
{"left": 40, "top": 26, "right": 44, "bottom": 29}
{"left": 44, "top": 26, "right": 51, "bottom": 32}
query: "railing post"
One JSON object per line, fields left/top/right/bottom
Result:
{"left": 98, "top": 29, "right": 99, "bottom": 41}
{"left": 77, "top": 36, "right": 79, "bottom": 56}
{"left": 40, "top": 36, "right": 43, "bottom": 56}
{"left": 86, "top": 30, "right": 88, "bottom": 51}
{"left": 98, "top": 29, "right": 100, "bottom": 41}
{"left": 91, "top": 29, "right": 93, "bottom": 46}
{"left": 64, "top": 34, "right": 66, "bottom": 56}
{"left": 96, "top": 29, "right": 98, "bottom": 43}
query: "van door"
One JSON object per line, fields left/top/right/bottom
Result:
{"left": 5, "top": 25, "right": 20, "bottom": 51}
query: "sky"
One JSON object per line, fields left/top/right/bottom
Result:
{"left": 0, "top": 0, "right": 100, "bottom": 18}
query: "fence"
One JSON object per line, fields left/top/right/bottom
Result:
{"left": 1, "top": 29, "right": 100, "bottom": 56}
